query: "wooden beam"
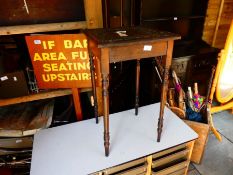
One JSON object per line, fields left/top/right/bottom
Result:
{"left": 0, "top": 21, "right": 87, "bottom": 35}
{"left": 84, "top": 0, "right": 104, "bottom": 116}
{"left": 212, "top": 0, "right": 225, "bottom": 46}
{"left": 0, "top": 88, "right": 93, "bottom": 107}
{"left": 72, "top": 88, "right": 83, "bottom": 121}
{"left": 0, "top": 89, "right": 72, "bottom": 107}
{"left": 84, "top": 0, "right": 103, "bottom": 28}
{"left": 202, "top": 0, "right": 222, "bottom": 45}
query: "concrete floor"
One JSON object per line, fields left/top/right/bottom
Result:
{"left": 188, "top": 110, "right": 233, "bottom": 175}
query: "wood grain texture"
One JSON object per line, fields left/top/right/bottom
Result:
{"left": 100, "top": 48, "right": 110, "bottom": 156}
{"left": 155, "top": 161, "right": 189, "bottom": 175}
{"left": 184, "top": 120, "right": 209, "bottom": 164}
{"left": 84, "top": 0, "right": 104, "bottom": 116}
{"left": 0, "top": 100, "right": 54, "bottom": 137}
{"left": 0, "top": 137, "right": 33, "bottom": 149}
{"left": 0, "top": 89, "right": 71, "bottom": 107}
{"left": 109, "top": 42, "right": 167, "bottom": 63}
{"left": 152, "top": 150, "right": 189, "bottom": 168}
{"left": 185, "top": 141, "right": 195, "bottom": 175}
{"left": 87, "top": 38, "right": 103, "bottom": 116}
{"left": 97, "top": 157, "right": 145, "bottom": 174}
{"left": 0, "top": 0, "right": 85, "bottom": 26}
{"left": 72, "top": 88, "right": 83, "bottom": 121}
{"left": 0, "top": 21, "right": 87, "bottom": 35}
{"left": 84, "top": 0, "right": 103, "bottom": 29}
{"left": 202, "top": 0, "right": 233, "bottom": 48}
{"left": 135, "top": 59, "right": 140, "bottom": 115}
{"left": 212, "top": 0, "right": 225, "bottom": 46}
{"left": 85, "top": 27, "right": 180, "bottom": 156}
{"left": 84, "top": 142, "right": 194, "bottom": 175}
{"left": 83, "top": 27, "right": 180, "bottom": 48}
{"left": 202, "top": 0, "right": 222, "bottom": 45}
{"left": 157, "top": 40, "right": 174, "bottom": 142}
{"left": 94, "top": 141, "right": 194, "bottom": 175}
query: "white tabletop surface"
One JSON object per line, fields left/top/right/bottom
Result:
{"left": 30, "top": 103, "right": 198, "bottom": 175}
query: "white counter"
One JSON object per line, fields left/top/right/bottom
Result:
{"left": 30, "top": 103, "right": 198, "bottom": 175}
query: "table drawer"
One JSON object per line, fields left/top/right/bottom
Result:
{"left": 152, "top": 160, "right": 189, "bottom": 175}
{"left": 156, "top": 168, "right": 186, "bottom": 175}
{"left": 92, "top": 165, "right": 146, "bottom": 175}
{"left": 152, "top": 143, "right": 187, "bottom": 159}
{"left": 91, "top": 157, "right": 146, "bottom": 175}
{"left": 152, "top": 149, "right": 189, "bottom": 168}
{"left": 109, "top": 41, "right": 167, "bottom": 63}
{"left": 91, "top": 141, "right": 194, "bottom": 175}
{"left": 151, "top": 143, "right": 191, "bottom": 175}
{"left": 114, "top": 165, "right": 146, "bottom": 175}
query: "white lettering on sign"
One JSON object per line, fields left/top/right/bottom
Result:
{"left": 0, "top": 76, "right": 8, "bottom": 81}
{"left": 143, "top": 45, "right": 152, "bottom": 51}
{"left": 34, "top": 40, "right": 41, "bottom": 44}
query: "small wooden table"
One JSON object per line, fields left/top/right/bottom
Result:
{"left": 84, "top": 27, "right": 180, "bottom": 156}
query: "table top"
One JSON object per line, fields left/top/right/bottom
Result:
{"left": 30, "top": 103, "right": 197, "bottom": 175}
{"left": 83, "top": 26, "right": 180, "bottom": 48}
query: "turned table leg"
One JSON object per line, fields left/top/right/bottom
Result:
{"left": 135, "top": 59, "right": 140, "bottom": 115}
{"left": 157, "top": 41, "right": 174, "bottom": 142}
{"left": 157, "top": 67, "right": 169, "bottom": 142}
{"left": 102, "top": 74, "right": 110, "bottom": 156}
{"left": 100, "top": 48, "right": 111, "bottom": 156}
{"left": 89, "top": 51, "right": 99, "bottom": 124}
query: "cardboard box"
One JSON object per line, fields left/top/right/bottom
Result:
{"left": 170, "top": 107, "right": 209, "bottom": 164}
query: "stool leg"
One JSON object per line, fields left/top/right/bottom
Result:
{"left": 102, "top": 74, "right": 110, "bottom": 156}
{"left": 135, "top": 59, "right": 140, "bottom": 115}
{"left": 157, "top": 40, "right": 174, "bottom": 142}
{"left": 89, "top": 52, "right": 99, "bottom": 124}
{"left": 157, "top": 67, "right": 169, "bottom": 142}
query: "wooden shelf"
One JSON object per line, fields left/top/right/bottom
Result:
{"left": 0, "top": 21, "right": 87, "bottom": 35}
{"left": 0, "top": 0, "right": 103, "bottom": 117}
{"left": 0, "top": 89, "right": 72, "bottom": 107}
{"left": 142, "top": 15, "right": 205, "bottom": 22}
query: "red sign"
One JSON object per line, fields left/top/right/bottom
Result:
{"left": 25, "top": 34, "right": 99, "bottom": 88}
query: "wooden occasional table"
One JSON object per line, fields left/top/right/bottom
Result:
{"left": 84, "top": 27, "right": 180, "bottom": 156}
